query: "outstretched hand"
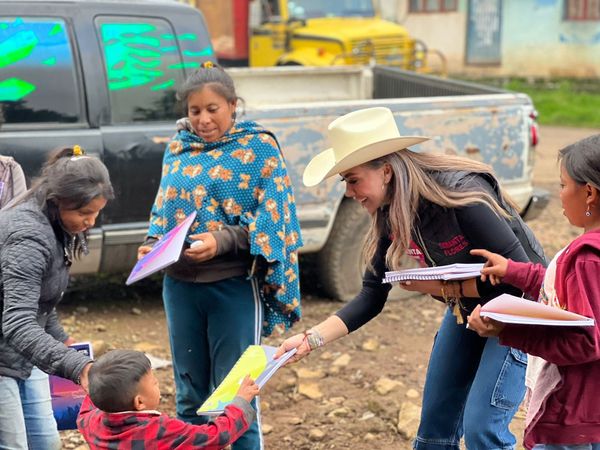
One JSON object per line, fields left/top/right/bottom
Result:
{"left": 274, "top": 333, "right": 311, "bottom": 365}
{"left": 470, "top": 249, "right": 508, "bottom": 285}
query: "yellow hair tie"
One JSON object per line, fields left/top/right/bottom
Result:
{"left": 72, "top": 145, "right": 84, "bottom": 156}
{"left": 202, "top": 61, "right": 214, "bottom": 69}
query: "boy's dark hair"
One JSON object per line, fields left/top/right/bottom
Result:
{"left": 559, "top": 134, "right": 600, "bottom": 191}
{"left": 89, "top": 350, "right": 152, "bottom": 413}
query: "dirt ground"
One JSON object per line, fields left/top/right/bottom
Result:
{"left": 59, "top": 125, "right": 599, "bottom": 450}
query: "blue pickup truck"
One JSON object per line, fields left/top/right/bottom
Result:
{"left": 0, "top": 0, "right": 547, "bottom": 300}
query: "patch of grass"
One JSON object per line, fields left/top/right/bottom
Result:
{"left": 505, "top": 79, "right": 600, "bottom": 128}
{"left": 458, "top": 77, "right": 600, "bottom": 128}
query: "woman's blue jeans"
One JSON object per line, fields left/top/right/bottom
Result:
{"left": 0, "top": 367, "right": 61, "bottom": 450}
{"left": 163, "top": 274, "right": 264, "bottom": 450}
{"left": 414, "top": 308, "right": 527, "bottom": 450}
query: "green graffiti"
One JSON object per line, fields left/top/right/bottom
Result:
{"left": 183, "top": 47, "right": 213, "bottom": 57}
{"left": 162, "top": 33, "right": 201, "bottom": 42}
{"left": 101, "top": 23, "right": 169, "bottom": 90}
{"left": 49, "top": 23, "right": 62, "bottom": 36}
{"left": 176, "top": 33, "right": 197, "bottom": 41}
{"left": 0, "top": 77, "right": 36, "bottom": 101}
{"left": 42, "top": 57, "right": 56, "bottom": 66}
{"left": 0, "top": 30, "right": 38, "bottom": 69}
{"left": 151, "top": 79, "right": 175, "bottom": 91}
{"left": 100, "top": 23, "right": 215, "bottom": 92}
{"left": 168, "top": 62, "right": 199, "bottom": 70}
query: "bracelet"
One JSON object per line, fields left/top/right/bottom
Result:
{"left": 304, "top": 329, "right": 324, "bottom": 351}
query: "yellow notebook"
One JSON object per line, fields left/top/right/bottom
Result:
{"left": 197, "top": 345, "right": 296, "bottom": 416}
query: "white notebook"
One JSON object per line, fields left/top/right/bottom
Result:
{"left": 383, "top": 263, "right": 484, "bottom": 283}
{"left": 480, "top": 293, "right": 595, "bottom": 327}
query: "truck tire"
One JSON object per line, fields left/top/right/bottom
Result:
{"left": 316, "top": 199, "right": 371, "bottom": 301}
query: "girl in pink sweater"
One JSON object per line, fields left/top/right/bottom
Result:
{"left": 468, "top": 134, "right": 600, "bottom": 450}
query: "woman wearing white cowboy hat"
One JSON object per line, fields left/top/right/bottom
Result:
{"left": 277, "top": 107, "right": 546, "bottom": 450}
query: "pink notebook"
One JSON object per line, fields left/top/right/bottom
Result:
{"left": 126, "top": 211, "right": 197, "bottom": 285}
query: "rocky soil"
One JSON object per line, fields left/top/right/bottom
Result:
{"left": 59, "top": 126, "right": 599, "bottom": 450}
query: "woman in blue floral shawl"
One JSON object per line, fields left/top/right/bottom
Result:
{"left": 138, "top": 63, "right": 302, "bottom": 450}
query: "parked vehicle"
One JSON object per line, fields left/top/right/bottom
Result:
{"left": 0, "top": 0, "right": 547, "bottom": 300}
{"left": 193, "top": 0, "right": 446, "bottom": 74}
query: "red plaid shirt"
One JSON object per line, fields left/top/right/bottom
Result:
{"left": 77, "top": 396, "right": 250, "bottom": 449}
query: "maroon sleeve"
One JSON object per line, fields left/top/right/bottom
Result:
{"left": 500, "top": 258, "right": 600, "bottom": 366}
{"left": 156, "top": 404, "right": 249, "bottom": 448}
{"left": 502, "top": 259, "right": 547, "bottom": 299}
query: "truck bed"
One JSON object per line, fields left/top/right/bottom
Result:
{"left": 229, "top": 65, "right": 507, "bottom": 106}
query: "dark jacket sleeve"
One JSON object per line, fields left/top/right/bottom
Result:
{"left": 1, "top": 229, "right": 90, "bottom": 381}
{"left": 335, "top": 234, "right": 393, "bottom": 332}
{"left": 214, "top": 225, "right": 250, "bottom": 257}
{"left": 456, "top": 202, "right": 531, "bottom": 302}
{"left": 45, "top": 308, "right": 69, "bottom": 343}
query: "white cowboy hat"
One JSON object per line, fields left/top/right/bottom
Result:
{"left": 303, "top": 107, "right": 430, "bottom": 187}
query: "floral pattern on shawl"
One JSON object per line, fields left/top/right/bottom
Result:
{"left": 147, "top": 121, "right": 302, "bottom": 336}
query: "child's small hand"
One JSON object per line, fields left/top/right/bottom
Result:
{"left": 470, "top": 249, "right": 508, "bottom": 285}
{"left": 467, "top": 304, "right": 505, "bottom": 337}
{"left": 236, "top": 376, "right": 260, "bottom": 403}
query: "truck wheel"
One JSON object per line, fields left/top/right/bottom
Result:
{"left": 316, "top": 199, "right": 370, "bottom": 301}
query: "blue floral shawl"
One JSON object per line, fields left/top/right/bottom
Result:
{"left": 147, "top": 121, "right": 302, "bottom": 336}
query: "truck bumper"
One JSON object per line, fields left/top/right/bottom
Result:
{"left": 520, "top": 187, "right": 550, "bottom": 222}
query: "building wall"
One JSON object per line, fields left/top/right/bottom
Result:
{"left": 385, "top": 0, "right": 600, "bottom": 77}
{"left": 391, "top": 0, "right": 469, "bottom": 74}
{"left": 503, "top": 0, "right": 600, "bottom": 77}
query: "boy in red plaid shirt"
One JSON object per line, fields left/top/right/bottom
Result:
{"left": 77, "top": 350, "right": 258, "bottom": 449}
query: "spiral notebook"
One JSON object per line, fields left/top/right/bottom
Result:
{"left": 480, "top": 293, "right": 595, "bottom": 326}
{"left": 197, "top": 345, "right": 297, "bottom": 416}
{"left": 383, "top": 263, "right": 484, "bottom": 283}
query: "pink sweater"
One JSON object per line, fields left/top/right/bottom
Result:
{"left": 500, "top": 230, "right": 600, "bottom": 448}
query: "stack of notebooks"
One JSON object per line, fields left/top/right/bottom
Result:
{"left": 383, "top": 263, "right": 484, "bottom": 284}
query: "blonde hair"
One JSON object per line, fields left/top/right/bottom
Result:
{"left": 362, "top": 150, "right": 515, "bottom": 271}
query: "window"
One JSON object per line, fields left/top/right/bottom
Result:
{"left": 410, "top": 0, "right": 458, "bottom": 12}
{"left": 96, "top": 17, "right": 190, "bottom": 124}
{"left": 0, "top": 17, "right": 81, "bottom": 125}
{"left": 287, "top": 0, "right": 375, "bottom": 19}
{"left": 565, "top": 0, "right": 600, "bottom": 20}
